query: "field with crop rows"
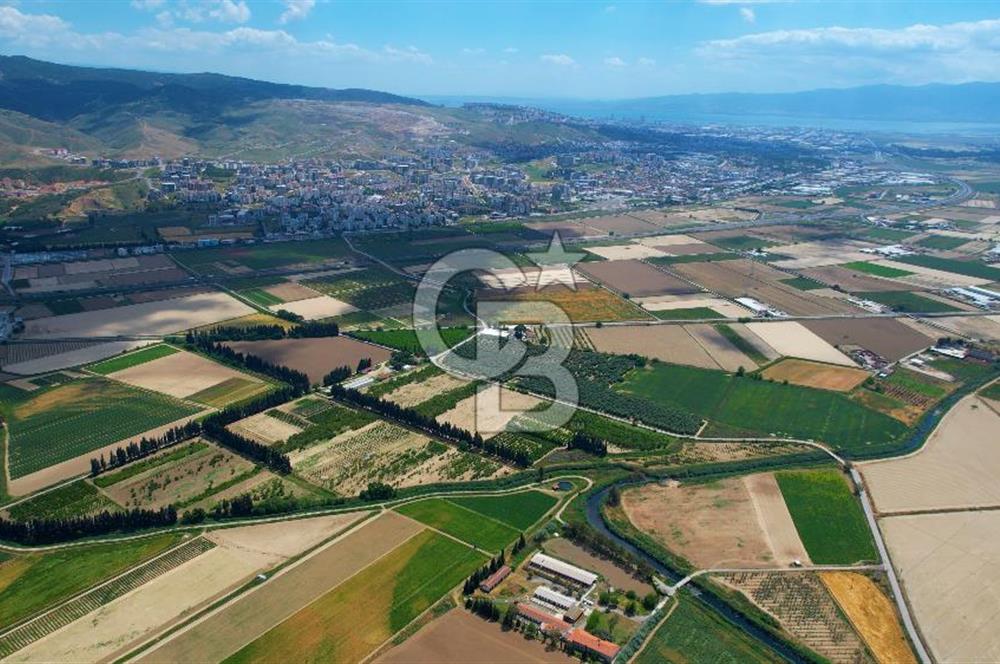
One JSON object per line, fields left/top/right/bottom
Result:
{"left": 86, "top": 345, "right": 179, "bottom": 375}
{"left": 447, "top": 490, "right": 557, "bottom": 530}
{"left": 351, "top": 327, "right": 474, "bottom": 355}
{"left": 5, "top": 481, "right": 118, "bottom": 521}
{"left": 304, "top": 267, "right": 416, "bottom": 310}
{"left": 395, "top": 498, "right": 521, "bottom": 552}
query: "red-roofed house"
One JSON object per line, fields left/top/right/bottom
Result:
{"left": 565, "top": 628, "right": 621, "bottom": 663}
{"left": 479, "top": 565, "right": 511, "bottom": 593}
{"left": 515, "top": 603, "right": 572, "bottom": 634}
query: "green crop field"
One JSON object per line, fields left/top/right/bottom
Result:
{"left": 395, "top": 498, "right": 521, "bottom": 552}
{"left": 0, "top": 378, "right": 201, "bottom": 478}
{"left": 351, "top": 327, "right": 474, "bottom": 355}
{"left": 86, "top": 345, "right": 179, "bottom": 375}
{"left": 413, "top": 381, "right": 479, "bottom": 418}
{"left": 780, "top": 277, "right": 825, "bottom": 291}
{"left": 304, "top": 266, "right": 416, "bottom": 310}
{"left": 238, "top": 287, "right": 284, "bottom": 307}
{"left": 775, "top": 469, "right": 877, "bottom": 564}
{"left": 854, "top": 291, "right": 960, "bottom": 313}
{"left": 225, "top": 530, "right": 485, "bottom": 664}
{"left": 916, "top": 235, "right": 969, "bottom": 251}
{"left": 188, "top": 376, "right": 270, "bottom": 408}
{"left": 981, "top": 381, "right": 1000, "bottom": 401}
{"left": 636, "top": 598, "right": 776, "bottom": 664}
{"left": 175, "top": 238, "right": 351, "bottom": 273}
{"left": 713, "top": 324, "right": 769, "bottom": 365}
{"left": 616, "top": 362, "right": 907, "bottom": 452}
{"left": 6, "top": 481, "right": 119, "bottom": 521}
{"left": 709, "top": 235, "right": 777, "bottom": 251}
{"left": 447, "top": 490, "right": 558, "bottom": 531}
{"left": 650, "top": 307, "right": 725, "bottom": 320}
{"left": 895, "top": 255, "right": 1000, "bottom": 281}
{"left": 0, "top": 533, "right": 182, "bottom": 629}
{"left": 859, "top": 227, "right": 917, "bottom": 243}
{"left": 886, "top": 369, "right": 949, "bottom": 399}
{"left": 841, "top": 261, "right": 913, "bottom": 278}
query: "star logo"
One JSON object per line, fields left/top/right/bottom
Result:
{"left": 525, "top": 231, "right": 586, "bottom": 291}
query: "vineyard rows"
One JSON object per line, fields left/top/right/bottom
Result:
{"left": 0, "top": 537, "right": 215, "bottom": 658}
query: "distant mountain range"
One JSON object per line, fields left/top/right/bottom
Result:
{"left": 429, "top": 82, "right": 1000, "bottom": 129}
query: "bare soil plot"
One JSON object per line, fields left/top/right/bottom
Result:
{"left": 744, "top": 473, "right": 812, "bottom": 566}
{"left": 798, "top": 265, "right": 917, "bottom": 292}
{"left": 543, "top": 538, "right": 651, "bottom": 595}
{"left": 262, "top": 281, "right": 320, "bottom": 302}
{"left": 924, "top": 314, "right": 1000, "bottom": 342}
{"left": 436, "top": 384, "right": 543, "bottom": 438}
{"left": 384, "top": 372, "right": 469, "bottom": 408}
{"left": 583, "top": 243, "right": 670, "bottom": 260}
{"left": 727, "top": 323, "right": 782, "bottom": 361}
{"left": 873, "top": 259, "right": 993, "bottom": 288}
{"left": 582, "top": 214, "right": 662, "bottom": 235}
{"left": 139, "top": 512, "right": 422, "bottom": 664}
{"left": 227, "top": 336, "right": 392, "bottom": 384}
{"left": 769, "top": 239, "right": 880, "bottom": 270}
{"left": 861, "top": 395, "right": 1000, "bottom": 513}
{"left": 228, "top": 411, "right": 304, "bottom": 445}
{"left": 820, "top": 572, "right": 915, "bottom": 664}
{"left": 637, "top": 233, "right": 708, "bottom": 247}
{"left": 638, "top": 295, "right": 751, "bottom": 318}
{"left": 105, "top": 349, "right": 263, "bottom": 400}
{"left": 268, "top": 295, "right": 357, "bottom": 320}
{"left": 761, "top": 358, "right": 869, "bottom": 392}
{"left": 576, "top": 260, "right": 700, "bottom": 297}
{"left": 880, "top": 511, "right": 1000, "bottom": 663}
{"left": 523, "top": 220, "right": 601, "bottom": 239}
{"left": 21, "top": 292, "right": 254, "bottom": 339}
{"left": 745, "top": 321, "right": 856, "bottom": 366}
{"left": 802, "top": 318, "right": 933, "bottom": 362}
{"left": 585, "top": 325, "right": 719, "bottom": 369}
{"left": 2, "top": 340, "right": 153, "bottom": 375}
{"left": 684, "top": 323, "right": 759, "bottom": 371}
{"left": 375, "top": 608, "right": 572, "bottom": 664}
{"left": 720, "top": 572, "right": 867, "bottom": 664}
{"left": 622, "top": 476, "right": 793, "bottom": 569}
{"left": 674, "top": 260, "right": 860, "bottom": 316}
{"left": 476, "top": 266, "right": 583, "bottom": 290}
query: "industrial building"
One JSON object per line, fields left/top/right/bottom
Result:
{"left": 528, "top": 553, "right": 598, "bottom": 590}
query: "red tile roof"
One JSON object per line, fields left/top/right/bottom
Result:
{"left": 480, "top": 565, "right": 511, "bottom": 592}
{"left": 566, "top": 628, "right": 621, "bottom": 660}
{"left": 515, "top": 603, "right": 572, "bottom": 633}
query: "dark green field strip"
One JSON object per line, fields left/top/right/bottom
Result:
{"left": 895, "top": 254, "right": 1000, "bottom": 281}
{"left": 0, "top": 538, "right": 215, "bottom": 659}
{"left": 5, "top": 481, "right": 119, "bottom": 521}
{"left": 854, "top": 290, "right": 960, "bottom": 313}
{"left": 176, "top": 238, "right": 352, "bottom": 273}
{"left": 650, "top": 307, "right": 725, "bottom": 321}
{"left": 395, "top": 498, "right": 520, "bottom": 552}
{"left": 841, "top": 261, "right": 913, "bottom": 278}
{"left": 447, "top": 489, "right": 558, "bottom": 531}
{"left": 86, "top": 345, "right": 179, "bottom": 375}
{"left": 238, "top": 288, "right": 284, "bottom": 307}
{"left": 775, "top": 469, "right": 877, "bottom": 565}
{"left": 304, "top": 266, "right": 416, "bottom": 310}
{"left": 915, "top": 235, "right": 970, "bottom": 250}
{"left": 617, "top": 362, "right": 907, "bottom": 452}
{"left": 4, "top": 378, "right": 201, "bottom": 478}
{"left": 351, "top": 327, "right": 474, "bottom": 356}
{"left": 713, "top": 324, "right": 769, "bottom": 365}
{"left": 780, "top": 276, "right": 825, "bottom": 291}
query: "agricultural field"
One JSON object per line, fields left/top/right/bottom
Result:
{"left": 226, "top": 336, "right": 392, "bottom": 384}
{"left": 719, "top": 572, "right": 868, "bottom": 664}
{"left": 446, "top": 490, "right": 557, "bottom": 531}
{"left": 477, "top": 284, "right": 649, "bottom": 323}
{"left": 351, "top": 327, "right": 474, "bottom": 356}
{"left": 760, "top": 358, "right": 869, "bottom": 392}
{"left": 841, "top": 261, "right": 914, "bottom": 278}
{"left": 584, "top": 325, "right": 754, "bottom": 371}
{"left": 10, "top": 255, "right": 188, "bottom": 296}
{"left": 575, "top": 259, "right": 701, "bottom": 297}
{"left": 819, "top": 572, "right": 916, "bottom": 664}
{"left": 543, "top": 538, "right": 652, "bottom": 596}
{"left": 616, "top": 362, "right": 907, "bottom": 452}
{"left": 0, "top": 376, "right": 201, "bottom": 481}
{"left": 86, "top": 344, "right": 179, "bottom": 374}
{"left": 636, "top": 598, "right": 777, "bottom": 664}
{"left": 743, "top": 321, "right": 855, "bottom": 366}
{"left": 268, "top": 295, "right": 357, "bottom": 321}
{"left": 395, "top": 496, "right": 526, "bottom": 552}
{"left": 775, "top": 469, "right": 877, "bottom": 564}
{"left": 304, "top": 266, "right": 417, "bottom": 311}
{"left": 3, "top": 480, "right": 118, "bottom": 520}
{"left": 854, "top": 290, "right": 961, "bottom": 313}
{"left": 895, "top": 254, "right": 1000, "bottom": 281}
{"left": 225, "top": 529, "right": 486, "bottom": 664}
{"left": 649, "top": 306, "right": 724, "bottom": 320}
{"left": 173, "top": 238, "right": 352, "bottom": 274}
{"left": 802, "top": 317, "right": 933, "bottom": 362}
{"left": 435, "top": 384, "right": 543, "bottom": 438}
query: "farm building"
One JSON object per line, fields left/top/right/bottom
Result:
{"left": 532, "top": 586, "right": 577, "bottom": 613}
{"left": 564, "top": 628, "right": 621, "bottom": 662}
{"left": 479, "top": 565, "right": 511, "bottom": 593}
{"left": 528, "top": 553, "right": 598, "bottom": 590}
{"left": 515, "top": 603, "right": 572, "bottom": 634}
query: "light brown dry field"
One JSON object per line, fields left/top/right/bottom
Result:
{"left": 383, "top": 372, "right": 469, "bottom": 408}
{"left": 649, "top": 441, "right": 813, "bottom": 467}
{"left": 638, "top": 295, "right": 750, "bottom": 318}
{"left": 227, "top": 336, "right": 392, "bottom": 384}
{"left": 719, "top": 572, "right": 868, "bottom": 664}
{"left": 375, "top": 608, "right": 572, "bottom": 664}
{"left": 761, "top": 358, "right": 870, "bottom": 392}
{"left": 262, "top": 281, "right": 320, "bottom": 302}
{"left": 478, "top": 283, "right": 650, "bottom": 324}
{"left": 268, "top": 295, "right": 357, "bottom": 320}
{"left": 542, "top": 538, "right": 652, "bottom": 595}
{"left": 745, "top": 321, "right": 856, "bottom": 367}
{"left": 673, "top": 260, "right": 860, "bottom": 316}
{"left": 138, "top": 512, "right": 422, "bottom": 664}
{"left": 585, "top": 324, "right": 719, "bottom": 369}
{"left": 436, "top": 384, "right": 543, "bottom": 438}
{"left": 636, "top": 233, "right": 707, "bottom": 247}
{"left": 21, "top": 292, "right": 255, "bottom": 339}
{"left": 802, "top": 318, "right": 933, "bottom": 362}
{"left": 583, "top": 243, "right": 670, "bottom": 260}
{"left": 581, "top": 214, "right": 662, "bottom": 235}
{"left": 523, "top": 220, "right": 603, "bottom": 239}
{"left": 227, "top": 411, "right": 304, "bottom": 445}
{"left": 726, "top": 323, "right": 782, "bottom": 362}
{"left": 576, "top": 259, "right": 700, "bottom": 297}
{"left": 880, "top": 511, "right": 1000, "bottom": 663}
{"left": 820, "top": 572, "right": 916, "bottom": 664}
{"left": 621, "top": 473, "right": 808, "bottom": 569}
{"left": 633, "top": 206, "right": 758, "bottom": 226}
{"left": 12, "top": 512, "right": 368, "bottom": 664}
{"left": 743, "top": 472, "right": 812, "bottom": 566}
{"left": 861, "top": 395, "right": 1000, "bottom": 513}
{"left": 684, "top": 323, "right": 760, "bottom": 371}
{"left": 797, "top": 265, "right": 918, "bottom": 292}
{"left": 769, "top": 239, "right": 880, "bottom": 270}
{"left": 105, "top": 349, "right": 264, "bottom": 400}
{"left": 102, "top": 443, "right": 257, "bottom": 509}
{"left": 923, "top": 314, "right": 1000, "bottom": 342}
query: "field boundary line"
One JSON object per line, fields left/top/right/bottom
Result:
{"left": 393, "top": 510, "right": 499, "bottom": 555}
{"left": 441, "top": 497, "right": 523, "bottom": 537}
{"left": 629, "top": 596, "right": 679, "bottom": 663}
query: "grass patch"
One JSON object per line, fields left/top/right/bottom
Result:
{"left": 0, "top": 533, "right": 182, "bottom": 629}
{"left": 225, "top": 530, "right": 485, "bottom": 664}
{"left": 616, "top": 362, "right": 907, "bottom": 453}
{"left": 713, "top": 324, "right": 768, "bottom": 365}
{"left": 780, "top": 277, "right": 825, "bottom": 291}
{"left": 859, "top": 227, "right": 917, "bottom": 243}
{"left": 650, "top": 307, "right": 724, "bottom": 321}
{"left": 92, "top": 441, "right": 209, "bottom": 488}
{"left": 86, "top": 345, "right": 179, "bottom": 375}
{"left": 238, "top": 287, "right": 284, "bottom": 307}
{"left": 916, "top": 235, "right": 969, "bottom": 251}
{"left": 351, "top": 327, "right": 474, "bottom": 356}
{"left": 981, "top": 381, "right": 1000, "bottom": 401}
{"left": 708, "top": 235, "right": 777, "bottom": 251}
{"left": 636, "top": 597, "right": 776, "bottom": 664}
{"left": 188, "top": 376, "right": 269, "bottom": 408}
{"left": 5, "top": 481, "right": 119, "bottom": 521}
{"left": 929, "top": 358, "right": 998, "bottom": 383}
{"left": 177, "top": 238, "right": 351, "bottom": 273}
{"left": 278, "top": 404, "right": 376, "bottom": 452}
{"left": 842, "top": 261, "right": 913, "bottom": 278}
{"left": 395, "top": 498, "right": 520, "bottom": 552}
{"left": 447, "top": 490, "right": 557, "bottom": 531}
{"left": 854, "top": 291, "right": 960, "bottom": 313}
{"left": 413, "top": 381, "right": 480, "bottom": 419}
{"left": 895, "top": 254, "right": 1000, "bottom": 281}
{"left": 775, "top": 469, "right": 877, "bottom": 564}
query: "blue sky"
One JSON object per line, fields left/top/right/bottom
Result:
{"left": 2, "top": 1, "right": 1000, "bottom": 98}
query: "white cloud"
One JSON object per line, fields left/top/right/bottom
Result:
{"left": 698, "top": 0, "right": 784, "bottom": 4}
{"left": 279, "top": 0, "right": 315, "bottom": 24}
{"left": 740, "top": 7, "right": 755, "bottom": 23}
{"left": 383, "top": 45, "right": 433, "bottom": 65}
{"left": 603, "top": 56, "right": 626, "bottom": 67}
{"left": 208, "top": 0, "right": 250, "bottom": 24}
{"left": 130, "top": 0, "right": 165, "bottom": 9}
{"left": 540, "top": 53, "right": 576, "bottom": 66}
{"left": 462, "top": 47, "right": 485, "bottom": 55}
{"left": 637, "top": 56, "right": 656, "bottom": 66}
